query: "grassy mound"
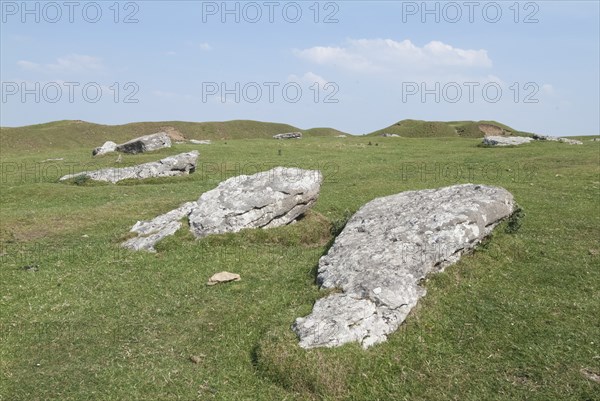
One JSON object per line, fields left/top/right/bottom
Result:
{"left": 0, "top": 119, "right": 348, "bottom": 154}
{"left": 369, "top": 119, "right": 532, "bottom": 138}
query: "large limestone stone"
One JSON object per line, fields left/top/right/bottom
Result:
{"left": 273, "top": 132, "right": 302, "bottom": 139}
{"left": 60, "top": 151, "right": 198, "bottom": 184}
{"left": 293, "top": 184, "right": 515, "bottom": 349}
{"left": 189, "top": 167, "right": 322, "bottom": 238}
{"left": 122, "top": 202, "right": 198, "bottom": 252}
{"left": 92, "top": 141, "right": 118, "bottom": 156}
{"left": 121, "top": 167, "right": 323, "bottom": 251}
{"left": 482, "top": 136, "right": 534, "bottom": 146}
{"left": 532, "top": 134, "right": 583, "bottom": 145}
{"left": 116, "top": 132, "right": 172, "bottom": 154}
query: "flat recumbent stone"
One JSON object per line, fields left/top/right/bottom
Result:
{"left": 293, "top": 184, "right": 515, "bottom": 349}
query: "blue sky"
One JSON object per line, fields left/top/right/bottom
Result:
{"left": 1, "top": 0, "right": 599, "bottom": 135}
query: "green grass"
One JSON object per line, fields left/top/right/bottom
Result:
{"left": 1, "top": 128, "right": 599, "bottom": 400}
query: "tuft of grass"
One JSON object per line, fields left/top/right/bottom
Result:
{"left": 254, "top": 327, "right": 354, "bottom": 400}
{"left": 506, "top": 205, "right": 526, "bottom": 234}
{"left": 73, "top": 174, "right": 90, "bottom": 186}
{"left": 330, "top": 209, "right": 353, "bottom": 238}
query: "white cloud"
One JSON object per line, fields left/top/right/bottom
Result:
{"left": 288, "top": 72, "right": 328, "bottom": 87}
{"left": 198, "top": 42, "right": 212, "bottom": 51}
{"left": 165, "top": 51, "right": 177, "bottom": 56}
{"left": 294, "top": 46, "right": 373, "bottom": 72}
{"left": 294, "top": 38, "right": 492, "bottom": 73}
{"left": 541, "top": 84, "right": 555, "bottom": 96}
{"left": 17, "top": 54, "right": 104, "bottom": 73}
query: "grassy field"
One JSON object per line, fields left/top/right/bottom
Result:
{"left": 1, "top": 126, "right": 599, "bottom": 400}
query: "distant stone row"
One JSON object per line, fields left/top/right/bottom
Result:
{"left": 60, "top": 130, "right": 312, "bottom": 184}
{"left": 91, "top": 131, "right": 304, "bottom": 157}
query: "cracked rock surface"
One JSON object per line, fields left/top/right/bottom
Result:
{"left": 60, "top": 151, "right": 198, "bottom": 184}
{"left": 189, "top": 167, "right": 322, "bottom": 238}
{"left": 483, "top": 135, "right": 583, "bottom": 146}
{"left": 273, "top": 132, "right": 302, "bottom": 139}
{"left": 115, "top": 132, "right": 172, "bottom": 154}
{"left": 293, "top": 184, "right": 515, "bottom": 349}
{"left": 122, "top": 202, "right": 198, "bottom": 252}
{"left": 482, "top": 136, "right": 534, "bottom": 146}
{"left": 93, "top": 132, "right": 172, "bottom": 156}
{"left": 122, "top": 167, "right": 322, "bottom": 251}
{"left": 92, "top": 141, "right": 117, "bottom": 156}
{"left": 531, "top": 134, "right": 583, "bottom": 145}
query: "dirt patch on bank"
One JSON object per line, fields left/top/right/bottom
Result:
{"left": 479, "top": 124, "right": 509, "bottom": 136}
{"left": 161, "top": 126, "right": 186, "bottom": 141}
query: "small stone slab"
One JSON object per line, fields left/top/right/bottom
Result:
{"left": 207, "top": 272, "right": 241, "bottom": 286}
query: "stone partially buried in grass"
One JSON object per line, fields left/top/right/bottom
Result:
{"left": 121, "top": 167, "right": 323, "bottom": 251}
{"left": 482, "top": 136, "right": 534, "bottom": 146}
{"left": 532, "top": 134, "right": 583, "bottom": 145}
{"left": 122, "top": 201, "right": 198, "bottom": 252}
{"left": 92, "top": 141, "right": 117, "bottom": 156}
{"left": 188, "top": 167, "right": 322, "bottom": 239}
{"left": 115, "top": 132, "right": 172, "bottom": 154}
{"left": 482, "top": 134, "right": 583, "bottom": 147}
{"left": 60, "top": 151, "right": 198, "bottom": 184}
{"left": 92, "top": 132, "right": 172, "bottom": 156}
{"left": 273, "top": 132, "right": 302, "bottom": 139}
{"left": 293, "top": 183, "right": 515, "bottom": 349}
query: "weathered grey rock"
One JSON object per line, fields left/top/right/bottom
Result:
{"left": 559, "top": 138, "right": 583, "bottom": 145}
{"left": 122, "top": 221, "right": 182, "bottom": 252}
{"left": 189, "top": 167, "right": 322, "bottom": 238}
{"left": 273, "top": 132, "right": 302, "bottom": 139}
{"left": 485, "top": 134, "right": 583, "bottom": 146}
{"left": 482, "top": 136, "right": 534, "bottom": 146}
{"left": 130, "top": 201, "right": 198, "bottom": 236}
{"left": 590, "top": 138, "right": 600, "bottom": 142}
{"left": 293, "top": 184, "right": 515, "bottom": 349}
{"left": 381, "top": 133, "right": 400, "bottom": 137}
{"left": 190, "top": 139, "right": 211, "bottom": 145}
{"left": 116, "top": 132, "right": 172, "bottom": 154}
{"left": 92, "top": 141, "right": 118, "bottom": 156}
{"left": 532, "top": 134, "right": 582, "bottom": 145}
{"left": 122, "top": 201, "right": 198, "bottom": 252}
{"left": 121, "top": 167, "right": 322, "bottom": 251}
{"left": 60, "top": 151, "right": 198, "bottom": 184}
